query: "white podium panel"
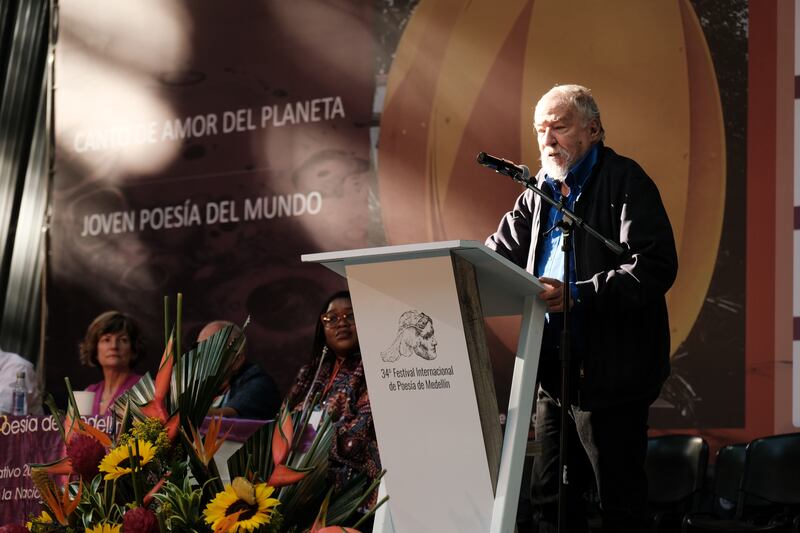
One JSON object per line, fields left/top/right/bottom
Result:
{"left": 303, "top": 241, "right": 546, "bottom": 533}
{"left": 347, "top": 256, "right": 495, "bottom": 533}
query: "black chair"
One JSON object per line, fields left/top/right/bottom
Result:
{"left": 645, "top": 435, "right": 709, "bottom": 532}
{"left": 679, "top": 442, "right": 746, "bottom": 529}
{"left": 683, "top": 433, "right": 800, "bottom": 532}
{"left": 710, "top": 443, "right": 747, "bottom": 519}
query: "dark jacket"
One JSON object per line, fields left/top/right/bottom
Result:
{"left": 225, "top": 361, "right": 281, "bottom": 420}
{"left": 486, "top": 145, "right": 678, "bottom": 409}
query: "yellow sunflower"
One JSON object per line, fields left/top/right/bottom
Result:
{"left": 98, "top": 439, "right": 157, "bottom": 480}
{"left": 203, "top": 477, "right": 280, "bottom": 532}
{"left": 85, "top": 523, "right": 122, "bottom": 533}
{"left": 26, "top": 509, "right": 53, "bottom": 529}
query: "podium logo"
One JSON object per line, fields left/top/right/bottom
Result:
{"left": 381, "top": 310, "right": 438, "bottom": 362}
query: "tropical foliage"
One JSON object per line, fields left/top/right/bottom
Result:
{"left": 25, "top": 296, "right": 385, "bottom": 533}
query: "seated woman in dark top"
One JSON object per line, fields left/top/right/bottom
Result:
{"left": 285, "top": 291, "right": 381, "bottom": 499}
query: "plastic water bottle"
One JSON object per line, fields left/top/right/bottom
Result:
{"left": 12, "top": 371, "right": 27, "bottom": 416}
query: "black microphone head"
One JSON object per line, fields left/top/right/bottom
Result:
{"left": 476, "top": 152, "right": 487, "bottom": 164}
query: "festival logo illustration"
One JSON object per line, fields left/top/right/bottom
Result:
{"left": 380, "top": 310, "right": 438, "bottom": 362}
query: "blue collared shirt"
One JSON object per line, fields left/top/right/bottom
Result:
{"left": 535, "top": 143, "right": 599, "bottom": 361}
{"left": 535, "top": 143, "right": 599, "bottom": 288}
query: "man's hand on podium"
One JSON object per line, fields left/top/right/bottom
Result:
{"left": 537, "top": 277, "right": 574, "bottom": 313}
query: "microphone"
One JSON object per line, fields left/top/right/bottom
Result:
{"left": 476, "top": 152, "right": 529, "bottom": 180}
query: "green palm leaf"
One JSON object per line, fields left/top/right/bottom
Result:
{"left": 227, "top": 417, "right": 276, "bottom": 482}
{"left": 113, "top": 373, "right": 154, "bottom": 423}
{"left": 173, "top": 323, "right": 244, "bottom": 429}
{"left": 113, "top": 324, "right": 244, "bottom": 430}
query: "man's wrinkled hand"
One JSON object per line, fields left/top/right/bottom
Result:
{"left": 538, "top": 277, "right": 573, "bottom": 312}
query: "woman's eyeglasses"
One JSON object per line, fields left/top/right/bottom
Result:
{"left": 320, "top": 312, "right": 356, "bottom": 328}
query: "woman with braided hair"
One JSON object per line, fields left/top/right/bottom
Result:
{"left": 285, "top": 290, "right": 381, "bottom": 503}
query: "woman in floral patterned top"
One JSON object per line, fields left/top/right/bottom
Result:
{"left": 286, "top": 291, "right": 381, "bottom": 502}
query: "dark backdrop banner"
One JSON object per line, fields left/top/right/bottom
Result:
{"left": 49, "top": 0, "right": 745, "bottom": 431}
{"left": 49, "top": 0, "right": 384, "bottom": 403}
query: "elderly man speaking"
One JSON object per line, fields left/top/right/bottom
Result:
{"left": 486, "top": 84, "right": 678, "bottom": 533}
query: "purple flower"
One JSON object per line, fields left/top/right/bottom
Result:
{"left": 122, "top": 506, "right": 159, "bottom": 533}
{"left": 66, "top": 433, "right": 106, "bottom": 479}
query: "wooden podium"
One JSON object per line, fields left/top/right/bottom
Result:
{"left": 302, "top": 240, "right": 545, "bottom": 533}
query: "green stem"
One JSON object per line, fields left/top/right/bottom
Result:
{"left": 44, "top": 394, "right": 66, "bottom": 443}
{"left": 163, "top": 296, "right": 170, "bottom": 349}
{"left": 207, "top": 458, "right": 224, "bottom": 494}
{"left": 175, "top": 292, "right": 183, "bottom": 355}
{"left": 298, "top": 415, "right": 332, "bottom": 470}
{"left": 176, "top": 293, "right": 182, "bottom": 363}
{"left": 291, "top": 392, "right": 320, "bottom": 455}
{"left": 103, "top": 475, "right": 110, "bottom": 511}
{"left": 130, "top": 442, "right": 142, "bottom": 506}
{"left": 157, "top": 511, "right": 168, "bottom": 533}
{"left": 64, "top": 378, "right": 79, "bottom": 432}
{"left": 175, "top": 293, "right": 183, "bottom": 404}
{"left": 109, "top": 479, "right": 117, "bottom": 514}
{"left": 352, "top": 495, "right": 389, "bottom": 529}
{"left": 347, "top": 470, "right": 387, "bottom": 520}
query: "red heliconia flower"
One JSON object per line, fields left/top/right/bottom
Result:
{"left": 140, "top": 337, "right": 180, "bottom": 441}
{"left": 267, "top": 409, "right": 309, "bottom": 487}
{"left": 143, "top": 477, "right": 167, "bottom": 507}
{"left": 66, "top": 433, "right": 106, "bottom": 479}
{"left": 122, "top": 506, "right": 159, "bottom": 533}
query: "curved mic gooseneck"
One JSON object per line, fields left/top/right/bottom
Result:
{"left": 300, "top": 345, "right": 329, "bottom": 415}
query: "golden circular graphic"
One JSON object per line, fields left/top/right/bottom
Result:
{"left": 378, "top": 0, "right": 725, "bottom": 355}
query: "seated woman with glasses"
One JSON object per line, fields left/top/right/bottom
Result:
{"left": 285, "top": 290, "right": 381, "bottom": 503}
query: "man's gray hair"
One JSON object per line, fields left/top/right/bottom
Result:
{"left": 536, "top": 84, "right": 605, "bottom": 142}
{"left": 198, "top": 320, "right": 246, "bottom": 355}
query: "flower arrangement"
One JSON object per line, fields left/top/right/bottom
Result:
{"left": 24, "top": 296, "right": 386, "bottom": 533}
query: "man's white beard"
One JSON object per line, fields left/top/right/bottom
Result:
{"left": 541, "top": 157, "right": 569, "bottom": 182}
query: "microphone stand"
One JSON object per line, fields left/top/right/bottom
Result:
{"left": 485, "top": 160, "right": 625, "bottom": 533}
{"left": 512, "top": 167, "right": 625, "bottom": 257}
{"left": 556, "top": 215, "right": 573, "bottom": 533}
